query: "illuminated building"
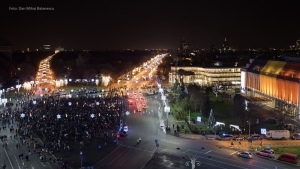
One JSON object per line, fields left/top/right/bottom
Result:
{"left": 169, "top": 66, "right": 241, "bottom": 86}
{"left": 241, "top": 59, "right": 300, "bottom": 118}
{"left": 222, "top": 38, "right": 229, "bottom": 52}
{"left": 296, "top": 39, "right": 300, "bottom": 50}
{"left": 179, "top": 38, "right": 189, "bottom": 54}
{"left": 42, "top": 45, "right": 51, "bottom": 51}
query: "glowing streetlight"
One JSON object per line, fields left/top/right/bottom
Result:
{"left": 57, "top": 114, "right": 62, "bottom": 119}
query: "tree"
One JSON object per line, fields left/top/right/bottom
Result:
{"left": 275, "top": 100, "right": 294, "bottom": 129}
{"left": 187, "top": 84, "right": 204, "bottom": 112}
{"left": 233, "top": 94, "right": 247, "bottom": 125}
{"left": 202, "top": 95, "right": 211, "bottom": 117}
{"left": 205, "top": 87, "right": 213, "bottom": 95}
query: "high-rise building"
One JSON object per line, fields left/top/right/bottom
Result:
{"left": 222, "top": 38, "right": 229, "bottom": 52}
{"left": 179, "top": 38, "right": 189, "bottom": 54}
{"left": 210, "top": 45, "right": 217, "bottom": 53}
{"left": 296, "top": 39, "right": 300, "bottom": 50}
{"left": 42, "top": 45, "right": 51, "bottom": 51}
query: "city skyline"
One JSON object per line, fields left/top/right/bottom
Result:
{"left": 1, "top": 0, "right": 300, "bottom": 50}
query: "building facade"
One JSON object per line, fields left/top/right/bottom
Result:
{"left": 169, "top": 66, "right": 241, "bottom": 86}
{"left": 241, "top": 59, "right": 300, "bottom": 119}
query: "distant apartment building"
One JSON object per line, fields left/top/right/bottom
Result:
{"left": 241, "top": 59, "right": 300, "bottom": 118}
{"left": 179, "top": 38, "right": 189, "bottom": 54}
{"left": 42, "top": 45, "right": 51, "bottom": 51}
{"left": 296, "top": 39, "right": 300, "bottom": 50}
{"left": 55, "top": 46, "right": 64, "bottom": 53}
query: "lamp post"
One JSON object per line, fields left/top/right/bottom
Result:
{"left": 80, "top": 151, "right": 83, "bottom": 167}
{"left": 247, "top": 121, "right": 250, "bottom": 137}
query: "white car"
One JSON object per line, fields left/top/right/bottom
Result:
{"left": 123, "top": 126, "right": 128, "bottom": 132}
{"left": 238, "top": 152, "right": 252, "bottom": 159}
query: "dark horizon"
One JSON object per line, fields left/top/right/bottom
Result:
{"left": 1, "top": 0, "right": 300, "bottom": 50}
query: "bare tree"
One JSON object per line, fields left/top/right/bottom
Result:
{"left": 275, "top": 100, "right": 293, "bottom": 129}
{"left": 233, "top": 94, "right": 247, "bottom": 125}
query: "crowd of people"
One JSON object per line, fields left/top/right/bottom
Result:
{"left": 1, "top": 90, "right": 125, "bottom": 168}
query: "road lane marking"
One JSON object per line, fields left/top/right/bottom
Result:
{"left": 160, "top": 149, "right": 168, "bottom": 153}
{"left": 205, "top": 150, "right": 212, "bottom": 154}
{"left": 94, "top": 144, "right": 121, "bottom": 166}
{"left": 46, "top": 162, "right": 53, "bottom": 169}
{"left": 4, "top": 148, "right": 15, "bottom": 169}
{"left": 195, "top": 155, "right": 248, "bottom": 169}
{"left": 230, "top": 151, "right": 238, "bottom": 155}
{"left": 202, "top": 162, "right": 227, "bottom": 169}
{"left": 119, "top": 148, "right": 137, "bottom": 165}
{"left": 14, "top": 155, "right": 21, "bottom": 169}
{"left": 108, "top": 147, "right": 129, "bottom": 165}
{"left": 183, "top": 149, "right": 190, "bottom": 153}
{"left": 187, "top": 150, "right": 270, "bottom": 169}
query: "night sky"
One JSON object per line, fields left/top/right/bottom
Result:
{"left": 1, "top": 0, "right": 300, "bottom": 50}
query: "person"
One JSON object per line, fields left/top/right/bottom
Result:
{"left": 138, "top": 137, "right": 141, "bottom": 143}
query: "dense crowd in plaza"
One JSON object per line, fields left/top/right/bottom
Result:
{"left": 0, "top": 91, "right": 124, "bottom": 168}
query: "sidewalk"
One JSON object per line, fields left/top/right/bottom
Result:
{"left": 165, "top": 113, "right": 206, "bottom": 140}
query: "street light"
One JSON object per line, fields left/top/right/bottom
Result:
{"left": 247, "top": 121, "right": 250, "bottom": 137}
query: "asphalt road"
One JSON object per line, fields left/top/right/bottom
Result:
{"left": 0, "top": 121, "right": 57, "bottom": 169}
{"left": 92, "top": 93, "right": 300, "bottom": 169}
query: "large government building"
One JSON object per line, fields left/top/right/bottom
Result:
{"left": 241, "top": 59, "right": 300, "bottom": 118}
{"left": 169, "top": 66, "right": 241, "bottom": 87}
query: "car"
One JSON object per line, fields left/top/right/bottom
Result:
{"left": 216, "top": 134, "right": 233, "bottom": 141}
{"left": 248, "top": 135, "right": 262, "bottom": 140}
{"left": 292, "top": 133, "right": 300, "bottom": 140}
{"left": 238, "top": 151, "right": 252, "bottom": 159}
{"left": 123, "top": 126, "right": 128, "bottom": 132}
{"left": 233, "top": 135, "right": 245, "bottom": 140}
{"left": 117, "top": 131, "right": 127, "bottom": 137}
{"left": 256, "top": 150, "right": 274, "bottom": 158}
{"left": 263, "top": 148, "right": 274, "bottom": 154}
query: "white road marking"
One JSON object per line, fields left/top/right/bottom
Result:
{"left": 14, "top": 155, "right": 21, "bottom": 169}
{"left": 119, "top": 148, "right": 137, "bottom": 165}
{"left": 230, "top": 151, "right": 238, "bottom": 155}
{"left": 108, "top": 147, "right": 129, "bottom": 165}
{"left": 187, "top": 150, "right": 272, "bottom": 169}
{"left": 205, "top": 150, "right": 212, "bottom": 154}
{"left": 4, "top": 148, "right": 15, "bottom": 169}
{"left": 94, "top": 144, "right": 121, "bottom": 166}
{"left": 47, "top": 162, "right": 53, "bottom": 169}
{"left": 183, "top": 149, "right": 190, "bottom": 153}
{"left": 202, "top": 162, "right": 227, "bottom": 169}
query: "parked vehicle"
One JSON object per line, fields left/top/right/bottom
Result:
{"left": 266, "top": 130, "right": 290, "bottom": 140}
{"left": 216, "top": 134, "right": 233, "bottom": 141}
{"left": 291, "top": 133, "right": 300, "bottom": 140}
{"left": 248, "top": 135, "right": 262, "bottom": 140}
{"left": 233, "top": 135, "right": 245, "bottom": 140}
{"left": 277, "top": 153, "right": 298, "bottom": 164}
{"left": 256, "top": 150, "right": 274, "bottom": 158}
{"left": 237, "top": 152, "right": 252, "bottom": 159}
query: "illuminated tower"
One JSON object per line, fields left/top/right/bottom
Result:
{"left": 222, "top": 38, "right": 229, "bottom": 52}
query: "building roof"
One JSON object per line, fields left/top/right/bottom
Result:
{"left": 0, "top": 38, "right": 12, "bottom": 46}
{"left": 247, "top": 59, "right": 300, "bottom": 82}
